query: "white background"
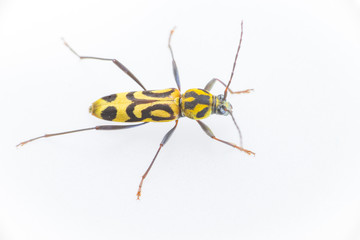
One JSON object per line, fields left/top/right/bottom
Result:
{"left": 1, "top": 0, "right": 360, "bottom": 239}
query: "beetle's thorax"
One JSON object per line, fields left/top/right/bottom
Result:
{"left": 180, "top": 88, "right": 231, "bottom": 119}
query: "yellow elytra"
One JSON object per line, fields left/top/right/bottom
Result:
{"left": 90, "top": 88, "right": 181, "bottom": 122}
{"left": 17, "top": 22, "right": 254, "bottom": 199}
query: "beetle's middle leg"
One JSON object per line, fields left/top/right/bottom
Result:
{"left": 137, "top": 120, "right": 179, "bottom": 199}
{"left": 168, "top": 28, "right": 181, "bottom": 91}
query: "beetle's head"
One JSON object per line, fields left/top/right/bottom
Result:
{"left": 215, "top": 94, "right": 232, "bottom": 116}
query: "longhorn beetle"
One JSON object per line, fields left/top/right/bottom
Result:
{"left": 17, "top": 21, "right": 255, "bottom": 199}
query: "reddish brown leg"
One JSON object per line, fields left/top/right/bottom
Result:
{"left": 137, "top": 120, "right": 179, "bottom": 199}
{"left": 197, "top": 120, "right": 255, "bottom": 156}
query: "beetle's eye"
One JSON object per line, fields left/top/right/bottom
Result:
{"left": 217, "top": 94, "right": 225, "bottom": 101}
{"left": 217, "top": 105, "right": 226, "bottom": 115}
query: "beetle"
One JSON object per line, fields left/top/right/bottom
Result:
{"left": 17, "top": 21, "right": 255, "bottom": 199}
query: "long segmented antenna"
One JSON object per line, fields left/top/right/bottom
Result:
{"left": 227, "top": 109, "right": 243, "bottom": 148}
{"left": 224, "top": 20, "right": 244, "bottom": 100}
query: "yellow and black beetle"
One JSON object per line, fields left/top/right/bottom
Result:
{"left": 18, "top": 21, "right": 254, "bottom": 199}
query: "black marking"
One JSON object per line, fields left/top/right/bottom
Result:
{"left": 101, "top": 106, "right": 117, "bottom": 121}
{"left": 184, "top": 90, "right": 210, "bottom": 110}
{"left": 196, "top": 107, "right": 209, "bottom": 118}
{"left": 124, "top": 89, "right": 178, "bottom": 122}
{"left": 126, "top": 91, "right": 136, "bottom": 101}
{"left": 102, "top": 94, "right": 117, "bottom": 102}
{"left": 126, "top": 92, "right": 158, "bottom": 104}
{"left": 198, "top": 89, "right": 211, "bottom": 95}
{"left": 126, "top": 104, "right": 175, "bottom": 122}
{"left": 142, "top": 88, "right": 175, "bottom": 98}
{"left": 184, "top": 99, "right": 197, "bottom": 110}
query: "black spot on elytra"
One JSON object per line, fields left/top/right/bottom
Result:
{"left": 101, "top": 106, "right": 117, "bottom": 121}
{"left": 102, "top": 94, "right": 117, "bottom": 102}
{"left": 196, "top": 107, "right": 209, "bottom": 118}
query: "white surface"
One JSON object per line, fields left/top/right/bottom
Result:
{"left": 1, "top": 0, "right": 360, "bottom": 239}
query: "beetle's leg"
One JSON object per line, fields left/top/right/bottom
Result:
{"left": 196, "top": 120, "right": 255, "bottom": 156}
{"left": 137, "top": 120, "right": 179, "bottom": 199}
{"left": 16, "top": 123, "right": 148, "bottom": 147}
{"left": 204, "top": 78, "right": 253, "bottom": 94}
{"left": 168, "top": 28, "right": 181, "bottom": 91}
{"left": 62, "top": 39, "right": 147, "bottom": 91}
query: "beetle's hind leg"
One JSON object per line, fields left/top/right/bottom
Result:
{"left": 62, "top": 39, "right": 147, "bottom": 91}
{"left": 17, "top": 123, "right": 148, "bottom": 147}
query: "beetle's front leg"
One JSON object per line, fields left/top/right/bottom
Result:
{"left": 204, "top": 78, "right": 253, "bottom": 94}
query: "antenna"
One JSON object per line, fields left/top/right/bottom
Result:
{"left": 227, "top": 109, "right": 243, "bottom": 147}
{"left": 224, "top": 20, "right": 244, "bottom": 100}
